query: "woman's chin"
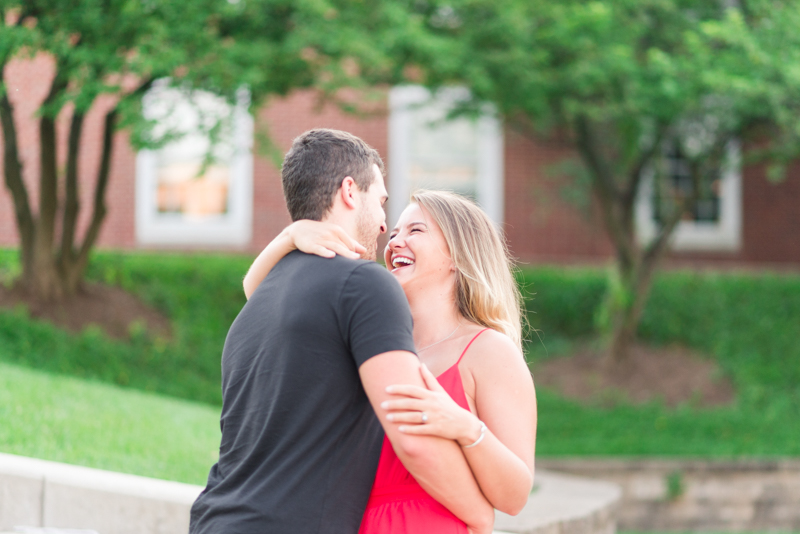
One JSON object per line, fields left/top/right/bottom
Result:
{"left": 389, "top": 266, "right": 415, "bottom": 289}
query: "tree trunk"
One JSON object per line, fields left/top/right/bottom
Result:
{"left": 30, "top": 111, "right": 62, "bottom": 301}
{"left": 573, "top": 114, "right": 680, "bottom": 366}
{"left": 61, "top": 108, "right": 118, "bottom": 295}
{"left": 0, "top": 83, "right": 36, "bottom": 283}
{"left": 605, "top": 261, "right": 656, "bottom": 365}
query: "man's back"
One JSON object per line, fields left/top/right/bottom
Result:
{"left": 190, "top": 251, "right": 415, "bottom": 534}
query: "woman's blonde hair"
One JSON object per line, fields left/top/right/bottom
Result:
{"left": 411, "top": 190, "right": 524, "bottom": 351}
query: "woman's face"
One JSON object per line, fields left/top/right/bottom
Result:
{"left": 384, "top": 203, "right": 456, "bottom": 295}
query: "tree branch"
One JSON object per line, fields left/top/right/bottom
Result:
{"left": 620, "top": 122, "right": 670, "bottom": 239}
{"left": 59, "top": 111, "right": 85, "bottom": 264}
{"left": 66, "top": 79, "right": 152, "bottom": 288}
{"left": 625, "top": 122, "right": 669, "bottom": 204}
{"left": 574, "top": 114, "right": 635, "bottom": 270}
{"left": 73, "top": 108, "right": 118, "bottom": 283}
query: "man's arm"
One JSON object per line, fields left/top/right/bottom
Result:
{"left": 243, "top": 221, "right": 365, "bottom": 299}
{"left": 359, "top": 351, "right": 494, "bottom": 534}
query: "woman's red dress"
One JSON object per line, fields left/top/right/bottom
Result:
{"left": 359, "top": 329, "right": 489, "bottom": 534}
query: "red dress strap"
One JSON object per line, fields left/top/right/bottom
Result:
{"left": 455, "top": 328, "right": 490, "bottom": 366}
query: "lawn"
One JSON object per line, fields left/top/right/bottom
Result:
{"left": 0, "top": 249, "right": 798, "bottom": 481}
{"left": 0, "top": 361, "right": 219, "bottom": 485}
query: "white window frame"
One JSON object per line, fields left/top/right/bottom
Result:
{"left": 635, "top": 139, "right": 742, "bottom": 252}
{"left": 135, "top": 87, "right": 253, "bottom": 247}
{"left": 387, "top": 85, "right": 504, "bottom": 227}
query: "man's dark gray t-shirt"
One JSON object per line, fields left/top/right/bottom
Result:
{"left": 190, "top": 251, "right": 416, "bottom": 534}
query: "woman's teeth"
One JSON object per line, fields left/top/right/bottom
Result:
{"left": 392, "top": 257, "right": 414, "bottom": 269}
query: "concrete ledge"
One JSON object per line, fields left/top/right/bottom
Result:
{"left": 494, "top": 471, "right": 621, "bottom": 534}
{"left": 0, "top": 453, "right": 202, "bottom": 534}
{"left": 1, "top": 453, "right": 620, "bottom": 534}
{"left": 539, "top": 457, "right": 800, "bottom": 531}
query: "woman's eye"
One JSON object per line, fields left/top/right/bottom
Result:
{"left": 389, "top": 234, "right": 397, "bottom": 240}
{"left": 409, "top": 228, "right": 421, "bottom": 233}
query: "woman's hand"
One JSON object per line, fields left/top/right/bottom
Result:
{"left": 287, "top": 220, "right": 366, "bottom": 259}
{"left": 382, "top": 364, "right": 483, "bottom": 447}
{"left": 243, "top": 220, "right": 366, "bottom": 299}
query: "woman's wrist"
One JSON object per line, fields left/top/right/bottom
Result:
{"left": 457, "top": 414, "right": 484, "bottom": 447}
{"left": 279, "top": 224, "right": 299, "bottom": 252}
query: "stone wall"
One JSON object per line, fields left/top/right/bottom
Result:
{"left": 539, "top": 458, "right": 800, "bottom": 532}
{"left": 0, "top": 453, "right": 199, "bottom": 534}
{"left": 0, "top": 453, "right": 621, "bottom": 534}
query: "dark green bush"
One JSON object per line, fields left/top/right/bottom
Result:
{"left": 2, "top": 249, "right": 799, "bottom": 414}
{"left": 0, "top": 249, "right": 253, "bottom": 405}
{"left": 519, "top": 266, "right": 800, "bottom": 400}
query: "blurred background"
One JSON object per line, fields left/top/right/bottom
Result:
{"left": 0, "top": 0, "right": 798, "bottom": 532}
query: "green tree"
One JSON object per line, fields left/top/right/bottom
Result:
{"left": 0, "top": 0, "right": 428, "bottom": 300}
{"left": 421, "top": 0, "right": 800, "bottom": 362}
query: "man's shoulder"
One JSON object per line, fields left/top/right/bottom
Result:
{"left": 283, "top": 251, "right": 392, "bottom": 282}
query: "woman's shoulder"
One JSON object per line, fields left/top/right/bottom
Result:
{"left": 462, "top": 326, "right": 528, "bottom": 374}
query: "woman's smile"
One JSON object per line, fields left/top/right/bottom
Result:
{"left": 390, "top": 254, "right": 415, "bottom": 271}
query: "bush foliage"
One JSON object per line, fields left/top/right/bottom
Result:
{"left": 1, "top": 250, "right": 799, "bottom": 456}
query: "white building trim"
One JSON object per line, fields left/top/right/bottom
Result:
{"left": 636, "top": 139, "right": 742, "bottom": 252}
{"left": 387, "top": 85, "right": 504, "bottom": 227}
{"left": 136, "top": 86, "right": 253, "bottom": 247}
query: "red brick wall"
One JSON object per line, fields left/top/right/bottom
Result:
{"left": 503, "top": 128, "right": 614, "bottom": 264}
{"left": 0, "top": 58, "right": 389, "bottom": 255}
{"left": 504, "top": 128, "right": 800, "bottom": 268}
{"left": 1, "top": 56, "right": 797, "bottom": 267}
{"left": 0, "top": 55, "right": 136, "bottom": 250}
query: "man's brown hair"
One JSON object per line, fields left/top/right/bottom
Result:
{"left": 281, "top": 129, "right": 385, "bottom": 221}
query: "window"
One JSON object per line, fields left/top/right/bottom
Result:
{"left": 387, "top": 86, "right": 504, "bottom": 227}
{"left": 635, "top": 139, "right": 741, "bottom": 251}
{"left": 136, "top": 81, "right": 253, "bottom": 246}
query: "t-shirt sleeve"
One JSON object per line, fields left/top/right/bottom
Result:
{"left": 338, "top": 262, "right": 417, "bottom": 368}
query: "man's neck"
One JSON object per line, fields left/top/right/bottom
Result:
{"left": 322, "top": 211, "right": 357, "bottom": 240}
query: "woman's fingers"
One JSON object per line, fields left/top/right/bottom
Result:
{"left": 335, "top": 226, "right": 366, "bottom": 254}
{"left": 397, "top": 424, "right": 439, "bottom": 435}
{"left": 380, "top": 398, "right": 427, "bottom": 412}
{"left": 290, "top": 220, "right": 366, "bottom": 259}
{"left": 385, "top": 384, "right": 429, "bottom": 398}
{"left": 324, "top": 241, "right": 361, "bottom": 259}
{"left": 420, "top": 363, "right": 447, "bottom": 392}
{"left": 309, "top": 245, "right": 336, "bottom": 259}
{"left": 386, "top": 410, "right": 429, "bottom": 424}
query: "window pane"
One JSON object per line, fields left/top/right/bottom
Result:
{"left": 653, "top": 140, "right": 721, "bottom": 225}
{"left": 408, "top": 98, "right": 479, "bottom": 199}
{"left": 144, "top": 85, "right": 235, "bottom": 218}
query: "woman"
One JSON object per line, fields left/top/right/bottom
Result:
{"left": 244, "top": 190, "right": 537, "bottom": 533}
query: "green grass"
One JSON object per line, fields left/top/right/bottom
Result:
{"left": 521, "top": 266, "right": 800, "bottom": 457}
{"left": 1, "top": 249, "right": 799, "bottom": 464}
{"left": 0, "top": 361, "right": 219, "bottom": 484}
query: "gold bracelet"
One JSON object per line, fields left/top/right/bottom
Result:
{"left": 462, "top": 420, "right": 487, "bottom": 449}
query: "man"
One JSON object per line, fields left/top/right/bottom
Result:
{"left": 189, "top": 129, "right": 487, "bottom": 533}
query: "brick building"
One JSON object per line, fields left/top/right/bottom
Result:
{"left": 2, "top": 58, "right": 798, "bottom": 268}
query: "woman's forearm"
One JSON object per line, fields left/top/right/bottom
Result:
{"left": 459, "top": 423, "right": 533, "bottom": 515}
{"left": 243, "top": 229, "right": 294, "bottom": 299}
{"left": 399, "top": 436, "right": 495, "bottom": 533}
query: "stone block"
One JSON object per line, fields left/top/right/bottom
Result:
{"left": 0, "top": 471, "right": 43, "bottom": 529}
{"left": 43, "top": 480, "right": 192, "bottom": 534}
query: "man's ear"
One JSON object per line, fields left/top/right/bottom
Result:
{"left": 339, "top": 176, "right": 359, "bottom": 210}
